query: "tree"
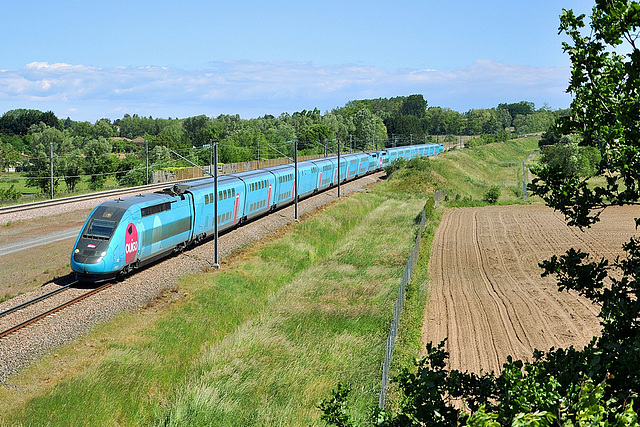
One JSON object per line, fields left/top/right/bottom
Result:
{"left": 297, "top": 123, "right": 334, "bottom": 152}
{"left": 497, "top": 101, "right": 535, "bottom": 122}
{"left": 351, "top": 109, "right": 378, "bottom": 150}
{"left": 0, "top": 140, "right": 20, "bottom": 171}
{"left": 424, "top": 107, "right": 463, "bottom": 135}
{"left": 535, "top": 134, "right": 601, "bottom": 180}
{"left": 115, "top": 154, "right": 145, "bottom": 187}
{"left": 400, "top": 94, "right": 427, "bottom": 118}
{"left": 24, "top": 123, "right": 67, "bottom": 195}
{"left": 483, "top": 185, "right": 501, "bottom": 204}
{"left": 83, "top": 137, "right": 114, "bottom": 190}
{"left": 526, "top": 0, "right": 640, "bottom": 417}
{"left": 182, "top": 115, "right": 218, "bottom": 146}
{"left": 0, "top": 109, "right": 60, "bottom": 135}
{"left": 148, "top": 145, "right": 171, "bottom": 167}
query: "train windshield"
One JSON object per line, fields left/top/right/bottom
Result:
{"left": 85, "top": 219, "right": 116, "bottom": 240}
{"left": 81, "top": 205, "right": 126, "bottom": 240}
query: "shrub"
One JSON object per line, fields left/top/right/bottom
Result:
{"left": 0, "top": 184, "right": 21, "bottom": 201}
{"left": 383, "top": 158, "right": 407, "bottom": 177}
{"left": 483, "top": 185, "right": 500, "bottom": 204}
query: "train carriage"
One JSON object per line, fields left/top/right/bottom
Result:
{"left": 232, "top": 170, "right": 276, "bottom": 222}
{"left": 346, "top": 155, "right": 359, "bottom": 180}
{"left": 187, "top": 176, "right": 245, "bottom": 237}
{"left": 311, "top": 158, "right": 336, "bottom": 190}
{"left": 296, "top": 160, "right": 321, "bottom": 198}
{"left": 354, "top": 152, "right": 371, "bottom": 176}
{"left": 379, "top": 150, "right": 390, "bottom": 168}
{"left": 334, "top": 153, "right": 358, "bottom": 182}
{"left": 270, "top": 164, "right": 296, "bottom": 209}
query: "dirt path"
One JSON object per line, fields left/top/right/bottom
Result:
{"left": 422, "top": 204, "right": 639, "bottom": 374}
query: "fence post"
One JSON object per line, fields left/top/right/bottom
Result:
{"left": 379, "top": 203, "right": 429, "bottom": 409}
{"left": 522, "top": 161, "right": 528, "bottom": 201}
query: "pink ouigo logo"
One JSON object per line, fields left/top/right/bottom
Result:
{"left": 125, "top": 223, "right": 138, "bottom": 264}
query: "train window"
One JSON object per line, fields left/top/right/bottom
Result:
{"left": 141, "top": 202, "right": 171, "bottom": 217}
{"left": 205, "top": 194, "right": 209, "bottom": 204}
{"left": 85, "top": 219, "right": 116, "bottom": 239}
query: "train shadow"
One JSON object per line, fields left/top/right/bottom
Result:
{"left": 43, "top": 273, "right": 104, "bottom": 290}
{"left": 43, "top": 273, "right": 78, "bottom": 288}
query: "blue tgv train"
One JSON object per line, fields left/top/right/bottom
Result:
{"left": 71, "top": 143, "right": 444, "bottom": 282}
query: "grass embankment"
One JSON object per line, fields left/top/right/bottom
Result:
{"left": 386, "top": 136, "right": 539, "bottom": 204}
{"left": 0, "top": 137, "right": 539, "bottom": 425}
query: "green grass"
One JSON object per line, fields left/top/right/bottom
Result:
{"left": 385, "top": 137, "right": 540, "bottom": 205}
{"left": 0, "top": 172, "right": 123, "bottom": 205}
{"left": 4, "top": 185, "right": 425, "bottom": 426}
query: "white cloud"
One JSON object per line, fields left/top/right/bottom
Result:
{"left": 0, "top": 60, "right": 572, "bottom": 121}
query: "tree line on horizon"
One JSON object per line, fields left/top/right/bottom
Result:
{"left": 0, "top": 96, "right": 567, "bottom": 197}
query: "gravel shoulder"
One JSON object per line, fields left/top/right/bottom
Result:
{"left": 0, "top": 173, "right": 384, "bottom": 384}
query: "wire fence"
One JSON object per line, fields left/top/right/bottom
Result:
{"left": 379, "top": 205, "right": 428, "bottom": 409}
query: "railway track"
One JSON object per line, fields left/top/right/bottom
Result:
{"left": 0, "top": 281, "right": 113, "bottom": 339}
{"left": 0, "top": 179, "right": 202, "bottom": 215}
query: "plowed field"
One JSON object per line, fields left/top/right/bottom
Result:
{"left": 422, "top": 204, "right": 639, "bottom": 374}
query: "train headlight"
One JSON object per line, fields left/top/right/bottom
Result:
{"left": 101, "top": 251, "right": 107, "bottom": 257}
{"left": 74, "top": 249, "right": 80, "bottom": 254}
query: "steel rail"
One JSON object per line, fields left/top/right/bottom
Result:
{"left": 0, "top": 282, "right": 75, "bottom": 318}
{"left": 0, "top": 182, "right": 174, "bottom": 215}
{"left": 0, "top": 175, "right": 211, "bottom": 215}
{"left": 0, "top": 282, "right": 113, "bottom": 339}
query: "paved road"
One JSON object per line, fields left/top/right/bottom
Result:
{"left": 0, "top": 227, "right": 81, "bottom": 257}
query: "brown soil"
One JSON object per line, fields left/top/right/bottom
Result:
{"left": 0, "top": 210, "right": 92, "bottom": 245}
{"left": 422, "top": 204, "right": 639, "bottom": 374}
{"left": 0, "top": 211, "right": 93, "bottom": 300}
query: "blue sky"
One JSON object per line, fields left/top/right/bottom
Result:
{"left": 0, "top": 0, "right": 595, "bottom": 122}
